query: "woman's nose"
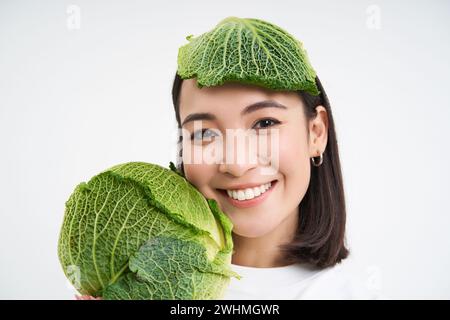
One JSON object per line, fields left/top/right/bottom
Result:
{"left": 218, "top": 161, "right": 258, "bottom": 177}
{"left": 218, "top": 131, "right": 260, "bottom": 177}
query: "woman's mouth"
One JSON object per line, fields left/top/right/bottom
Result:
{"left": 217, "top": 180, "right": 278, "bottom": 208}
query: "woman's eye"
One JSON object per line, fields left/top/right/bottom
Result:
{"left": 191, "top": 128, "right": 218, "bottom": 141}
{"left": 253, "top": 118, "right": 280, "bottom": 129}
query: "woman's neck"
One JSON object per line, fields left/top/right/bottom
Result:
{"left": 231, "top": 209, "right": 299, "bottom": 268}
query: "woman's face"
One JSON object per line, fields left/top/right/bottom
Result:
{"left": 179, "top": 78, "right": 327, "bottom": 239}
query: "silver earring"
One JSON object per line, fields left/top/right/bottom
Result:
{"left": 311, "top": 153, "right": 323, "bottom": 167}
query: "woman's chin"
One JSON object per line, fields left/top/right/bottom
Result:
{"left": 231, "top": 223, "right": 277, "bottom": 239}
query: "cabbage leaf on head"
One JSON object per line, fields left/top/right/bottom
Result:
{"left": 177, "top": 16, "right": 320, "bottom": 95}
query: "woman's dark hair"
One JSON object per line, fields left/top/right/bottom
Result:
{"left": 171, "top": 73, "right": 349, "bottom": 268}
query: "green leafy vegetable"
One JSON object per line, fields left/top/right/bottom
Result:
{"left": 177, "top": 16, "right": 320, "bottom": 95}
{"left": 58, "top": 162, "right": 239, "bottom": 299}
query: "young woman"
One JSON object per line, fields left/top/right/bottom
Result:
{"left": 170, "top": 17, "right": 379, "bottom": 299}
{"left": 77, "top": 16, "right": 378, "bottom": 300}
{"left": 172, "top": 76, "right": 360, "bottom": 299}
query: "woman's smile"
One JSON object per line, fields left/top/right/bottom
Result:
{"left": 216, "top": 179, "right": 278, "bottom": 209}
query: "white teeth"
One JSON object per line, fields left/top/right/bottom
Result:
{"left": 225, "top": 181, "right": 273, "bottom": 201}
{"left": 244, "top": 188, "right": 254, "bottom": 200}
{"left": 259, "top": 183, "right": 270, "bottom": 193}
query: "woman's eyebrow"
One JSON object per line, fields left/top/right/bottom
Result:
{"left": 181, "top": 100, "right": 287, "bottom": 126}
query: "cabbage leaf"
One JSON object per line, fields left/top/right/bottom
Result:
{"left": 177, "top": 16, "right": 320, "bottom": 95}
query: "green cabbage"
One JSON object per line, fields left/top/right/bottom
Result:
{"left": 57, "top": 162, "right": 239, "bottom": 299}
{"left": 177, "top": 16, "right": 320, "bottom": 95}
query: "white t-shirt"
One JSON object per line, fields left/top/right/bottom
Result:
{"left": 222, "top": 258, "right": 382, "bottom": 300}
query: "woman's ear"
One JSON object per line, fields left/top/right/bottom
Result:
{"left": 308, "top": 105, "right": 329, "bottom": 157}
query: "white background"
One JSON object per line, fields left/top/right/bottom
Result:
{"left": 1, "top": 0, "right": 449, "bottom": 299}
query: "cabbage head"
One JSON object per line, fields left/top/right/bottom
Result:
{"left": 57, "top": 162, "right": 239, "bottom": 299}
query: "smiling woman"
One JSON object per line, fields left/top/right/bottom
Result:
{"left": 173, "top": 75, "right": 347, "bottom": 267}
{"left": 167, "top": 16, "right": 375, "bottom": 300}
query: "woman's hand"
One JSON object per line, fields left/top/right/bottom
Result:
{"left": 75, "top": 295, "right": 102, "bottom": 300}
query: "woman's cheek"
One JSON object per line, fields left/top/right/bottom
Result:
{"left": 279, "top": 130, "right": 309, "bottom": 168}
{"left": 277, "top": 129, "right": 311, "bottom": 202}
{"left": 183, "top": 162, "right": 204, "bottom": 187}
{"left": 183, "top": 161, "right": 219, "bottom": 201}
